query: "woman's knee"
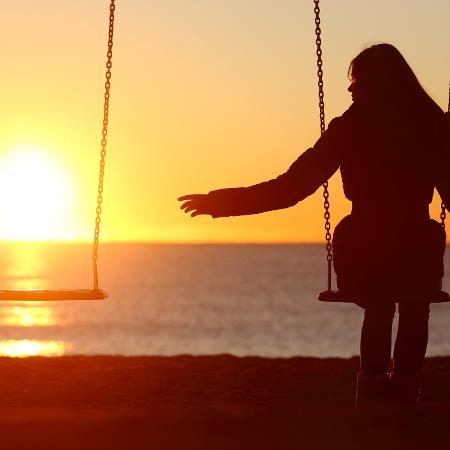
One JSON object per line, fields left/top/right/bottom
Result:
{"left": 364, "top": 303, "right": 396, "bottom": 320}
{"left": 398, "top": 303, "right": 430, "bottom": 317}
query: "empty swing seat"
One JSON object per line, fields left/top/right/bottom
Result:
{"left": 0, "top": 289, "right": 108, "bottom": 301}
{"left": 318, "top": 289, "right": 450, "bottom": 303}
{"left": 0, "top": 0, "right": 118, "bottom": 302}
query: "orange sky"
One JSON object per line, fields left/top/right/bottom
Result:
{"left": 0, "top": 0, "right": 448, "bottom": 242}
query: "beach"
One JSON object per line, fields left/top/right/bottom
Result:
{"left": 0, "top": 355, "right": 450, "bottom": 449}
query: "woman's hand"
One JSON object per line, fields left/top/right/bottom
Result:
{"left": 178, "top": 194, "right": 211, "bottom": 217}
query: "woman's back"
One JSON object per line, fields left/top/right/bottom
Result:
{"left": 333, "top": 98, "right": 448, "bottom": 298}
{"left": 339, "top": 100, "right": 448, "bottom": 225}
{"left": 342, "top": 43, "right": 450, "bottom": 225}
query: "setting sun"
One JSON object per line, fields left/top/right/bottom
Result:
{"left": 0, "top": 146, "right": 76, "bottom": 241}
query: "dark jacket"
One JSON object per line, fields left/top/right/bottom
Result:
{"left": 206, "top": 101, "right": 450, "bottom": 225}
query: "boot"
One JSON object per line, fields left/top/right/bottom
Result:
{"left": 356, "top": 371, "right": 390, "bottom": 410}
{"left": 388, "top": 373, "right": 421, "bottom": 408}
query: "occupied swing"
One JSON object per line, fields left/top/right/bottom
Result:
{"left": 0, "top": 0, "right": 117, "bottom": 301}
{"left": 311, "top": 0, "right": 450, "bottom": 304}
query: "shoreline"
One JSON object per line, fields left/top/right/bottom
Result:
{"left": 1, "top": 355, "right": 450, "bottom": 449}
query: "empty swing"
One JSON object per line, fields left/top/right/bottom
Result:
{"left": 0, "top": 0, "right": 117, "bottom": 301}
{"left": 311, "top": 0, "right": 450, "bottom": 304}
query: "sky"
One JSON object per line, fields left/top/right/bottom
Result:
{"left": 0, "top": 0, "right": 448, "bottom": 242}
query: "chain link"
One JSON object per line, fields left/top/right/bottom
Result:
{"left": 93, "top": 0, "right": 116, "bottom": 290}
{"left": 441, "top": 202, "right": 446, "bottom": 229}
{"left": 313, "top": 0, "right": 332, "bottom": 290}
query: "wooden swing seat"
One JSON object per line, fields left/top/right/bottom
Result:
{"left": 0, "top": 289, "right": 108, "bottom": 301}
{"left": 319, "top": 289, "right": 450, "bottom": 304}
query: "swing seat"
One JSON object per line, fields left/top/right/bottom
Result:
{"left": 0, "top": 289, "right": 108, "bottom": 301}
{"left": 0, "top": 1, "right": 117, "bottom": 302}
{"left": 318, "top": 289, "right": 450, "bottom": 303}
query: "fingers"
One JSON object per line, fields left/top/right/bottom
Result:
{"left": 179, "top": 199, "right": 203, "bottom": 216}
{"left": 180, "top": 201, "right": 202, "bottom": 214}
{"left": 183, "top": 204, "right": 197, "bottom": 214}
{"left": 180, "top": 201, "right": 192, "bottom": 210}
{"left": 178, "top": 193, "right": 210, "bottom": 217}
{"left": 178, "top": 194, "right": 204, "bottom": 201}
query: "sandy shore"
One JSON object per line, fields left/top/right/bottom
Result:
{"left": 1, "top": 355, "right": 450, "bottom": 449}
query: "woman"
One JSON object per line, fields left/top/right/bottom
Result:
{"left": 179, "top": 44, "right": 450, "bottom": 408}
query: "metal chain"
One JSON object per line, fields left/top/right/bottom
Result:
{"left": 93, "top": 0, "right": 116, "bottom": 290}
{"left": 313, "top": 0, "right": 332, "bottom": 291}
{"left": 442, "top": 83, "right": 450, "bottom": 229}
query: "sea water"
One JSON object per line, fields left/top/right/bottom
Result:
{"left": 0, "top": 243, "right": 449, "bottom": 357}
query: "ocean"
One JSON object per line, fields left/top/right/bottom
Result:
{"left": 0, "top": 243, "right": 449, "bottom": 357}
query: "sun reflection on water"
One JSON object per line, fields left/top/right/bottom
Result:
{"left": 0, "top": 244, "right": 74, "bottom": 357}
{"left": 0, "top": 339, "right": 69, "bottom": 357}
{"left": 0, "top": 304, "right": 58, "bottom": 327}
{"left": 4, "top": 244, "right": 49, "bottom": 289}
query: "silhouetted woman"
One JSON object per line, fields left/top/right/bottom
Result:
{"left": 179, "top": 44, "right": 450, "bottom": 408}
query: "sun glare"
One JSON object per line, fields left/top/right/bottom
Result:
{"left": 0, "top": 305, "right": 58, "bottom": 327}
{"left": 0, "top": 339, "right": 69, "bottom": 357}
{"left": 0, "top": 146, "right": 76, "bottom": 241}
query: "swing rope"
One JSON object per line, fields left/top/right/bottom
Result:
{"left": 93, "top": 0, "right": 116, "bottom": 290}
{"left": 313, "top": 0, "right": 332, "bottom": 291}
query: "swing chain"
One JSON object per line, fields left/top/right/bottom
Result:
{"left": 313, "top": 0, "right": 332, "bottom": 290}
{"left": 93, "top": 0, "right": 116, "bottom": 290}
{"left": 313, "top": 0, "right": 326, "bottom": 137}
{"left": 443, "top": 85, "right": 450, "bottom": 229}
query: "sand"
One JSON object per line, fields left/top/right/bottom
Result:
{"left": 0, "top": 355, "right": 450, "bottom": 449}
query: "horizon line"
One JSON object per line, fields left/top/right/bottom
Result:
{"left": 1, "top": 239, "right": 449, "bottom": 245}
{"left": 0, "top": 239, "right": 328, "bottom": 245}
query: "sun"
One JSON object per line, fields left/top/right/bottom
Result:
{"left": 0, "top": 146, "right": 76, "bottom": 241}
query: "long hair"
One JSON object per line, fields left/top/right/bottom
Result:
{"left": 348, "top": 44, "right": 443, "bottom": 119}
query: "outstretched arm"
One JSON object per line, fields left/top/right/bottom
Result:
{"left": 179, "top": 115, "right": 348, "bottom": 218}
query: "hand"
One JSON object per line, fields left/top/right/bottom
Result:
{"left": 178, "top": 194, "right": 211, "bottom": 217}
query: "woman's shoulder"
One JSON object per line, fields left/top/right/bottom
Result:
{"left": 442, "top": 111, "right": 449, "bottom": 128}
{"left": 327, "top": 102, "right": 367, "bottom": 134}
{"left": 336, "top": 100, "right": 447, "bottom": 128}
{"left": 435, "top": 111, "right": 449, "bottom": 145}
{"left": 427, "top": 109, "right": 449, "bottom": 139}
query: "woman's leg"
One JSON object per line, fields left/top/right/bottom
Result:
{"left": 360, "top": 302, "right": 396, "bottom": 374}
{"left": 390, "top": 302, "right": 430, "bottom": 406}
{"left": 356, "top": 302, "right": 396, "bottom": 408}
{"left": 393, "top": 303, "right": 430, "bottom": 379}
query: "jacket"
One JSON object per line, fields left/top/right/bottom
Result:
{"left": 206, "top": 101, "right": 450, "bottom": 227}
